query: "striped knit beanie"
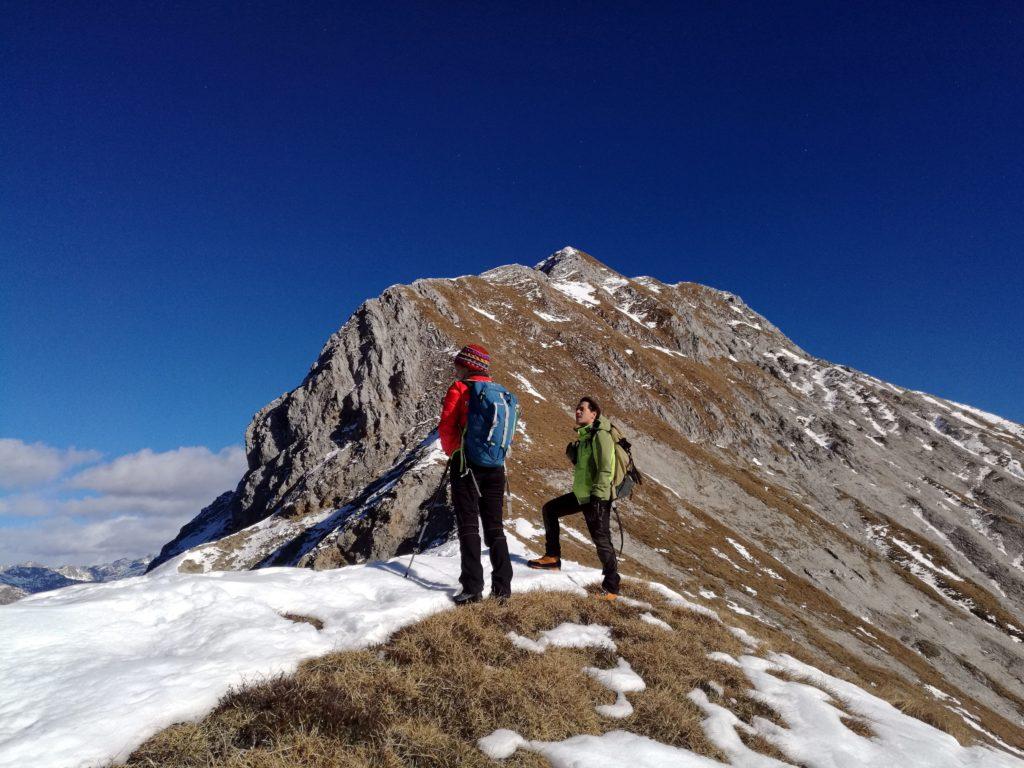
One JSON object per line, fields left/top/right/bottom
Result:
{"left": 454, "top": 344, "right": 490, "bottom": 373}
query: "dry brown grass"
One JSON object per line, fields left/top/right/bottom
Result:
{"left": 738, "top": 732, "right": 797, "bottom": 763}
{"left": 281, "top": 613, "right": 325, "bottom": 631}
{"left": 122, "top": 585, "right": 792, "bottom": 768}
{"left": 839, "top": 716, "right": 874, "bottom": 739}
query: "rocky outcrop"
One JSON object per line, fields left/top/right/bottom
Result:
{"left": 149, "top": 247, "right": 1024, "bottom": 734}
{"left": 0, "top": 585, "right": 27, "bottom": 606}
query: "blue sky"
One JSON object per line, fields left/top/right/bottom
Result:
{"left": 1, "top": 2, "right": 1021, "bottom": 564}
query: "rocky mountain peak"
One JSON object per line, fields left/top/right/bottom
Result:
{"left": 534, "top": 245, "right": 625, "bottom": 285}
{"left": 148, "top": 247, "right": 1024, "bottom": 737}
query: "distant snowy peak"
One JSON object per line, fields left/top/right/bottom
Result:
{"left": 0, "top": 556, "right": 152, "bottom": 599}
{"left": 0, "top": 565, "right": 80, "bottom": 595}
{"left": 533, "top": 245, "right": 583, "bottom": 273}
{"left": 73, "top": 556, "right": 152, "bottom": 582}
{"left": 534, "top": 245, "right": 625, "bottom": 285}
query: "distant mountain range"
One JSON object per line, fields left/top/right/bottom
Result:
{"left": 0, "top": 557, "right": 152, "bottom": 604}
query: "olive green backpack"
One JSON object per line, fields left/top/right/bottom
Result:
{"left": 608, "top": 423, "right": 643, "bottom": 500}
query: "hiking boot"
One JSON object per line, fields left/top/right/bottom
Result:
{"left": 451, "top": 591, "right": 482, "bottom": 606}
{"left": 595, "top": 591, "right": 618, "bottom": 602}
{"left": 526, "top": 555, "right": 561, "bottom": 571}
{"left": 490, "top": 592, "right": 511, "bottom": 605}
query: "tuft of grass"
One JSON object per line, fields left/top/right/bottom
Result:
{"left": 281, "top": 613, "right": 325, "bottom": 630}
{"left": 738, "top": 731, "right": 796, "bottom": 763}
{"left": 840, "top": 715, "right": 875, "bottom": 739}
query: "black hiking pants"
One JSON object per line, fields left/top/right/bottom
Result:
{"left": 542, "top": 492, "right": 620, "bottom": 594}
{"left": 451, "top": 460, "right": 512, "bottom": 597}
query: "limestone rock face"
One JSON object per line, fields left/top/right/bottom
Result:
{"left": 149, "top": 247, "right": 1024, "bottom": 733}
{"left": 150, "top": 286, "right": 456, "bottom": 572}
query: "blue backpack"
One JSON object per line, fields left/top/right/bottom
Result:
{"left": 462, "top": 380, "right": 519, "bottom": 467}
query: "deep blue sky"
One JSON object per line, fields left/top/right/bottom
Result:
{"left": 2, "top": 1, "right": 1023, "bottom": 457}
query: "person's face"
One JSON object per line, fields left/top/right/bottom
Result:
{"left": 575, "top": 400, "right": 597, "bottom": 427}
{"left": 454, "top": 361, "right": 471, "bottom": 379}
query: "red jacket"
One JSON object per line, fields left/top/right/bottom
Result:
{"left": 439, "top": 374, "right": 491, "bottom": 456}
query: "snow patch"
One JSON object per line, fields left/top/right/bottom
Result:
{"left": 0, "top": 541, "right": 606, "bottom": 768}
{"left": 478, "top": 729, "right": 526, "bottom": 759}
{"left": 614, "top": 303, "right": 658, "bottom": 328}
{"left": 645, "top": 344, "right": 688, "bottom": 358}
{"left": 551, "top": 279, "right": 600, "bottom": 307}
{"left": 533, "top": 310, "right": 570, "bottom": 323}
{"left": 511, "top": 517, "right": 543, "bottom": 540}
{"left": 512, "top": 373, "right": 547, "bottom": 401}
{"left": 585, "top": 657, "right": 646, "bottom": 719}
{"left": 507, "top": 623, "right": 615, "bottom": 654}
{"left": 468, "top": 304, "right": 500, "bottom": 322}
{"left": 640, "top": 612, "right": 673, "bottom": 631}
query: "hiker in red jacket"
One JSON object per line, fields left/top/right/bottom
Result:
{"left": 438, "top": 344, "right": 514, "bottom": 605}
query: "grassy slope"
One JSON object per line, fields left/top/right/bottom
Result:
{"left": 122, "top": 582, "right": 991, "bottom": 768}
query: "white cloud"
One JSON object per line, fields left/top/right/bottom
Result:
{"left": 0, "top": 494, "right": 52, "bottom": 518}
{"left": 69, "top": 446, "right": 246, "bottom": 499}
{"left": 0, "top": 515, "right": 183, "bottom": 567}
{"left": 0, "top": 439, "right": 101, "bottom": 489}
{"left": 0, "top": 444, "right": 246, "bottom": 566}
{"left": 60, "top": 495, "right": 207, "bottom": 519}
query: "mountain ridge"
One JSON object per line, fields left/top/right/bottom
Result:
{"left": 146, "top": 246, "right": 1024, "bottom": 743}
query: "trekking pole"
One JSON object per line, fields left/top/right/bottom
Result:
{"left": 613, "top": 502, "right": 625, "bottom": 555}
{"left": 504, "top": 464, "right": 514, "bottom": 520}
{"left": 405, "top": 459, "right": 451, "bottom": 578}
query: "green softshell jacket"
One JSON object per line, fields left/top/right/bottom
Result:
{"left": 572, "top": 416, "right": 616, "bottom": 503}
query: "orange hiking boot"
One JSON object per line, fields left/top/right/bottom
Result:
{"left": 595, "top": 591, "right": 618, "bottom": 602}
{"left": 526, "top": 555, "right": 561, "bottom": 571}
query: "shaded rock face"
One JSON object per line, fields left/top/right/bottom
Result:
{"left": 151, "top": 247, "right": 1024, "bottom": 734}
{"left": 150, "top": 288, "right": 457, "bottom": 572}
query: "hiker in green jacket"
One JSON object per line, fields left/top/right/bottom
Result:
{"left": 527, "top": 395, "right": 620, "bottom": 599}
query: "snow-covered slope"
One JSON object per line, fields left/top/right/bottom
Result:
{"left": 1, "top": 538, "right": 1021, "bottom": 768}
{"left": 0, "top": 537, "right": 599, "bottom": 768}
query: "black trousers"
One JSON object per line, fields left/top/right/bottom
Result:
{"left": 542, "top": 492, "right": 620, "bottom": 594}
{"left": 451, "top": 461, "right": 512, "bottom": 597}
